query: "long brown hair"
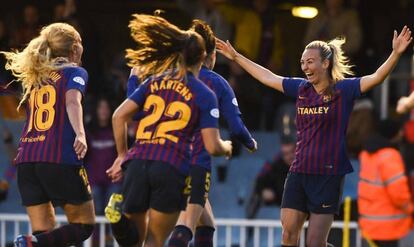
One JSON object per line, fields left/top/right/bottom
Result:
{"left": 126, "top": 14, "right": 206, "bottom": 81}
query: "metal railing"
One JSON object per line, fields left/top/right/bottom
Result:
{"left": 0, "top": 213, "right": 360, "bottom": 247}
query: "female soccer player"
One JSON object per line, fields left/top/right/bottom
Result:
{"left": 167, "top": 19, "right": 257, "bottom": 247}
{"left": 217, "top": 26, "right": 412, "bottom": 247}
{"left": 105, "top": 14, "right": 232, "bottom": 247}
{"left": 1, "top": 23, "right": 95, "bottom": 246}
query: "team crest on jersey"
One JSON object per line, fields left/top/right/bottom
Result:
{"left": 210, "top": 108, "right": 219, "bottom": 118}
{"left": 73, "top": 76, "right": 85, "bottom": 86}
{"left": 322, "top": 95, "right": 331, "bottom": 102}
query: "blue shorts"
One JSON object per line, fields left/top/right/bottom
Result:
{"left": 121, "top": 159, "right": 189, "bottom": 213}
{"left": 281, "top": 172, "right": 344, "bottom": 214}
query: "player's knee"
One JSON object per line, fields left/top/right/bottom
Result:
{"left": 282, "top": 228, "right": 300, "bottom": 244}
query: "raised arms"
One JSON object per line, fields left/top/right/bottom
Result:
{"left": 360, "top": 26, "right": 412, "bottom": 93}
{"left": 216, "top": 39, "right": 285, "bottom": 92}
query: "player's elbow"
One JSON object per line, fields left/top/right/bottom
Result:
{"left": 112, "top": 108, "right": 128, "bottom": 126}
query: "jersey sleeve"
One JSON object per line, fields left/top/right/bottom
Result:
{"left": 127, "top": 75, "right": 140, "bottom": 97}
{"left": 128, "top": 80, "right": 149, "bottom": 106}
{"left": 66, "top": 67, "right": 88, "bottom": 95}
{"left": 338, "top": 77, "right": 361, "bottom": 101}
{"left": 282, "top": 77, "right": 304, "bottom": 98}
{"left": 217, "top": 76, "right": 255, "bottom": 149}
{"left": 197, "top": 87, "right": 219, "bottom": 129}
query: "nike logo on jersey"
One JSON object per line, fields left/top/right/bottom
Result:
{"left": 298, "top": 95, "right": 306, "bottom": 99}
{"left": 322, "top": 204, "right": 332, "bottom": 208}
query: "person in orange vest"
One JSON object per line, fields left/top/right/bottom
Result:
{"left": 358, "top": 119, "right": 414, "bottom": 247}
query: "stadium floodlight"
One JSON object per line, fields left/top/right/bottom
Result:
{"left": 291, "top": 6, "right": 318, "bottom": 19}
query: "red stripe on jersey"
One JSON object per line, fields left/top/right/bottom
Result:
{"left": 333, "top": 96, "right": 342, "bottom": 175}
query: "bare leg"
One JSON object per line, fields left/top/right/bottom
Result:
{"left": 197, "top": 200, "right": 214, "bottom": 227}
{"left": 63, "top": 200, "right": 96, "bottom": 224}
{"left": 281, "top": 208, "right": 308, "bottom": 246}
{"left": 145, "top": 208, "right": 180, "bottom": 247}
{"left": 126, "top": 212, "right": 148, "bottom": 247}
{"left": 306, "top": 213, "right": 334, "bottom": 247}
{"left": 26, "top": 202, "right": 56, "bottom": 232}
{"left": 176, "top": 203, "right": 204, "bottom": 233}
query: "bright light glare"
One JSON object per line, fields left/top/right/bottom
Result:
{"left": 291, "top": 6, "right": 318, "bottom": 19}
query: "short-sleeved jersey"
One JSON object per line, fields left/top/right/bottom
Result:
{"left": 282, "top": 77, "right": 361, "bottom": 175}
{"left": 125, "top": 72, "right": 219, "bottom": 175}
{"left": 191, "top": 66, "right": 255, "bottom": 170}
{"left": 15, "top": 66, "right": 88, "bottom": 165}
{"left": 127, "top": 74, "right": 144, "bottom": 122}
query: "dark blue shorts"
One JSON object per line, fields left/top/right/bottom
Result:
{"left": 188, "top": 165, "right": 211, "bottom": 207}
{"left": 17, "top": 162, "right": 92, "bottom": 207}
{"left": 281, "top": 172, "right": 344, "bottom": 214}
{"left": 121, "top": 159, "right": 189, "bottom": 213}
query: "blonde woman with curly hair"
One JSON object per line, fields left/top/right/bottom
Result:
{"left": 2, "top": 22, "right": 95, "bottom": 246}
{"left": 217, "top": 26, "right": 412, "bottom": 247}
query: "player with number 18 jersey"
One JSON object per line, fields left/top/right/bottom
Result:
{"left": 15, "top": 66, "right": 88, "bottom": 166}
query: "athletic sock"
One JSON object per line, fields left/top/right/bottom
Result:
{"left": 110, "top": 214, "right": 139, "bottom": 246}
{"left": 167, "top": 225, "right": 193, "bottom": 247}
{"left": 35, "top": 223, "right": 94, "bottom": 246}
{"left": 194, "top": 226, "right": 215, "bottom": 247}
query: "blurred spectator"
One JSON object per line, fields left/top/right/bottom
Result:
{"left": 216, "top": 2, "right": 261, "bottom": 61}
{"left": 228, "top": 59, "right": 264, "bottom": 130}
{"left": 85, "top": 97, "right": 119, "bottom": 215}
{"left": 53, "top": 2, "right": 67, "bottom": 22}
{"left": 0, "top": 127, "right": 17, "bottom": 203}
{"left": 304, "top": 0, "right": 362, "bottom": 57}
{"left": 11, "top": 4, "right": 41, "bottom": 48}
{"left": 252, "top": 0, "right": 286, "bottom": 130}
{"left": 358, "top": 119, "right": 413, "bottom": 247}
{"left": 107, "top": 52, "right": 129, "bottom": 105}
{"left": 217, "top": 0, "right": 286, "bottom": 130}
{"left": 178, "top": 0, "right": 233, "bottom": 77}
{"left": 346, "top": 99, "right": 376, "bottom": 158}
{"left": 0, "top": 19, "right": 11, "bottom": 81}
{"left": 246, "top": 134, "right": 295, "bottom": 219}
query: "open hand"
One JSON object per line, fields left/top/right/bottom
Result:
{"left": 216, "top": 38, "right": 238, "bottom": 61}
{"left": 392, "top": 26, "right": 412, "bottom": 55}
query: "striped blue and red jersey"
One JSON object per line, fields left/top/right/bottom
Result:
{"left": 125, "top": 72, "right": 219, "bottom": 175}
{"left": 190, "top": 66, "right": 255, "bottom": 171}
{"left": 282, "top": 77, "right": 361, "bottom": 175}
{"left": 15, "top": 66, "right": 88, "bottom": 166}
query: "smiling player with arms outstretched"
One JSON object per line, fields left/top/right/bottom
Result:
{"left": 216, "top": 26, "right": 412, "bottom": 247}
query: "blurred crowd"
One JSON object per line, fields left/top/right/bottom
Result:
{"left": 2, "top": 0, "right": 414, "bottom": 245}
{"left": 1, "top": 0, "right": 413, "bottom": 131}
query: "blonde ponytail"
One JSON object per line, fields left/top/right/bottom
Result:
{"left": 1, "top": 23, "right": 80, "bottom": 109}
{"left": 305, "top": 37, "right": 354, "bottom": 83}
{"left": 327, "top": 37, "right": 354, "bottom": 82}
